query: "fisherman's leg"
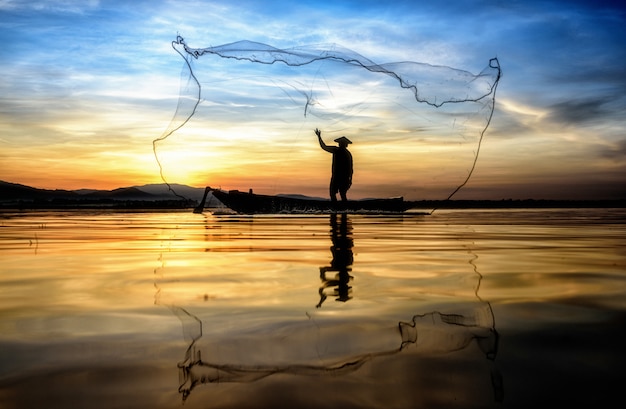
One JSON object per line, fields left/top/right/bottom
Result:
{"left": 330, "top": 182, "right": 338, "bottom": 202}
{"left": 339, "top": 183, "right": 349, "bottom": 201}
{"left": 338, "top": 178, "right": 351, "bottom": 202}
{"left": 339, "top": 189, "right": 348, "bottom": 202}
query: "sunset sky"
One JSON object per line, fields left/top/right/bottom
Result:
{"left": 1, "top": 0, "right": 624, "bottom": 200}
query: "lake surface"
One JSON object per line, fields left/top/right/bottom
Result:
{"left": 0, "top": 208, "right": 624, "bottom": 408}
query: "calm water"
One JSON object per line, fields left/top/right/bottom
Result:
{"left": 0, "top": 208, "right": 624, "bottom": 408}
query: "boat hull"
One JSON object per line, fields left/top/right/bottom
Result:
{"left": 199, "top": 188, "right": 415, "bottom": 214}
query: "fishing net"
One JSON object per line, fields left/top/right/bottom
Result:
{"left": 154, "top": 36, "right": 501, "bottom": 200}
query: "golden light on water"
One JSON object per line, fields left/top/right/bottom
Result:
{"left": 0, "top": 209, "right": 624, "bottom": 408}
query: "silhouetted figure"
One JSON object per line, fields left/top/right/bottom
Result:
{"left": 317, "top": 213, "right": 353, "bottom": 308}
{"left": 316, "top": 128, "right": 353, "bottom": 202}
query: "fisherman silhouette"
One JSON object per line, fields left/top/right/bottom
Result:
{"left": 315, "top": 128, "right": 353, "bottom": 202}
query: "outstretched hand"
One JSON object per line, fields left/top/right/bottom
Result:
{"left": 314, "top": 128, "right": 321, "bottom": 138}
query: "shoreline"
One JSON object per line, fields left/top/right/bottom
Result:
{"left": 1, "top": 198, "right": 624, "bottom": 211}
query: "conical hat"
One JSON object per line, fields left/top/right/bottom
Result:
{"left": 334, "top": 136, "right": 352, "bottom": 144}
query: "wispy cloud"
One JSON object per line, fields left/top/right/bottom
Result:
{"left": 0, "top": 0, "right": 100, "bottom": 13}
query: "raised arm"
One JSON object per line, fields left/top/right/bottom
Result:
{"left": 315, "top": 128, "right": 334, "bottom": 153}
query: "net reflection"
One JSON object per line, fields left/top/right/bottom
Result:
{"left": 317, "top": 214, "right": 353, "bottom": 308}
{"left": 154, "top": 214, "right": 502, "bottom": 404}
{"left": 174, "top": 310, "right": 500, "bottom": 403}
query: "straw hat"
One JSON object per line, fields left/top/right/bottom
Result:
{"left": 334, "top": 136, "right": 352, "bottom": 144}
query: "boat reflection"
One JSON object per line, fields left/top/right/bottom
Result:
{"left": 317, "top": 213, "right": 353, "bottom": 308}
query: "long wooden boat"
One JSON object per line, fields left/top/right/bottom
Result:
{"left": 194, "top": 187, "right": 418, "bottom": 214}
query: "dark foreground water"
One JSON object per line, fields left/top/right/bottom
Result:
{"left": 0, "top": 208, "right": 624, "bottom": 408}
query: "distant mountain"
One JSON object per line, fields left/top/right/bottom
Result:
{"left": 0, "top": 180, "right": 209, "bottom": 207}
{"left": 0, "top": 180, "right": 79, "bottom": 200}
{"left": 81, "top": 186, "right": 156, "bottom": 200}
{"left": 132, "top": 183, "right": 206, "bottom": 201}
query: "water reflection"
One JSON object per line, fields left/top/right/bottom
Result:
{"left": 2, "top": 210, "right": 624, "bottom": 407}
{"left": 173, "top": 308, "right": 501, "bottom": 402}
{"left": 317, "top": 214, "right": 353, "bottom": 308}
{"left": 153, "top": 214, "right": 502, "bottom": 404}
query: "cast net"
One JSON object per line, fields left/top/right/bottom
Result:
{"left": 154, "top": 36, "right": 501, "bottom": 201}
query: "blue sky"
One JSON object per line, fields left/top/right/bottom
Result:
{"left": 0, "top": 0, "right": 624, "bottom": 200}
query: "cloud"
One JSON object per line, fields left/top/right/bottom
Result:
{"left": 547, "top": 98, "right": 615, "bottom": 126}
{"left": 599, "top": 138, "right": 626, "bottom": 160}
{"left": 0, "top": 0, "right": 100, "bottom": 13}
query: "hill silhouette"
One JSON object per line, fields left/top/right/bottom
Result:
{"left": 0, "top": 181, "right": 206, "bottom": 209}
{"left": 1, "top": 181, "right": 623, "bottom": 210}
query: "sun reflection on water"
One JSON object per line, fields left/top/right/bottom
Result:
{"left": 0, "top": 209, "right": 624, "bottom": 408}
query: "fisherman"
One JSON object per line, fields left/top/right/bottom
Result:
{"left": 315, "top": 128, "right": 353, "bottom": 202}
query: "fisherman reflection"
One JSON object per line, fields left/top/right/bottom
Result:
{"left": 317, "top": 213, "right": 354, "bottom": 308}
